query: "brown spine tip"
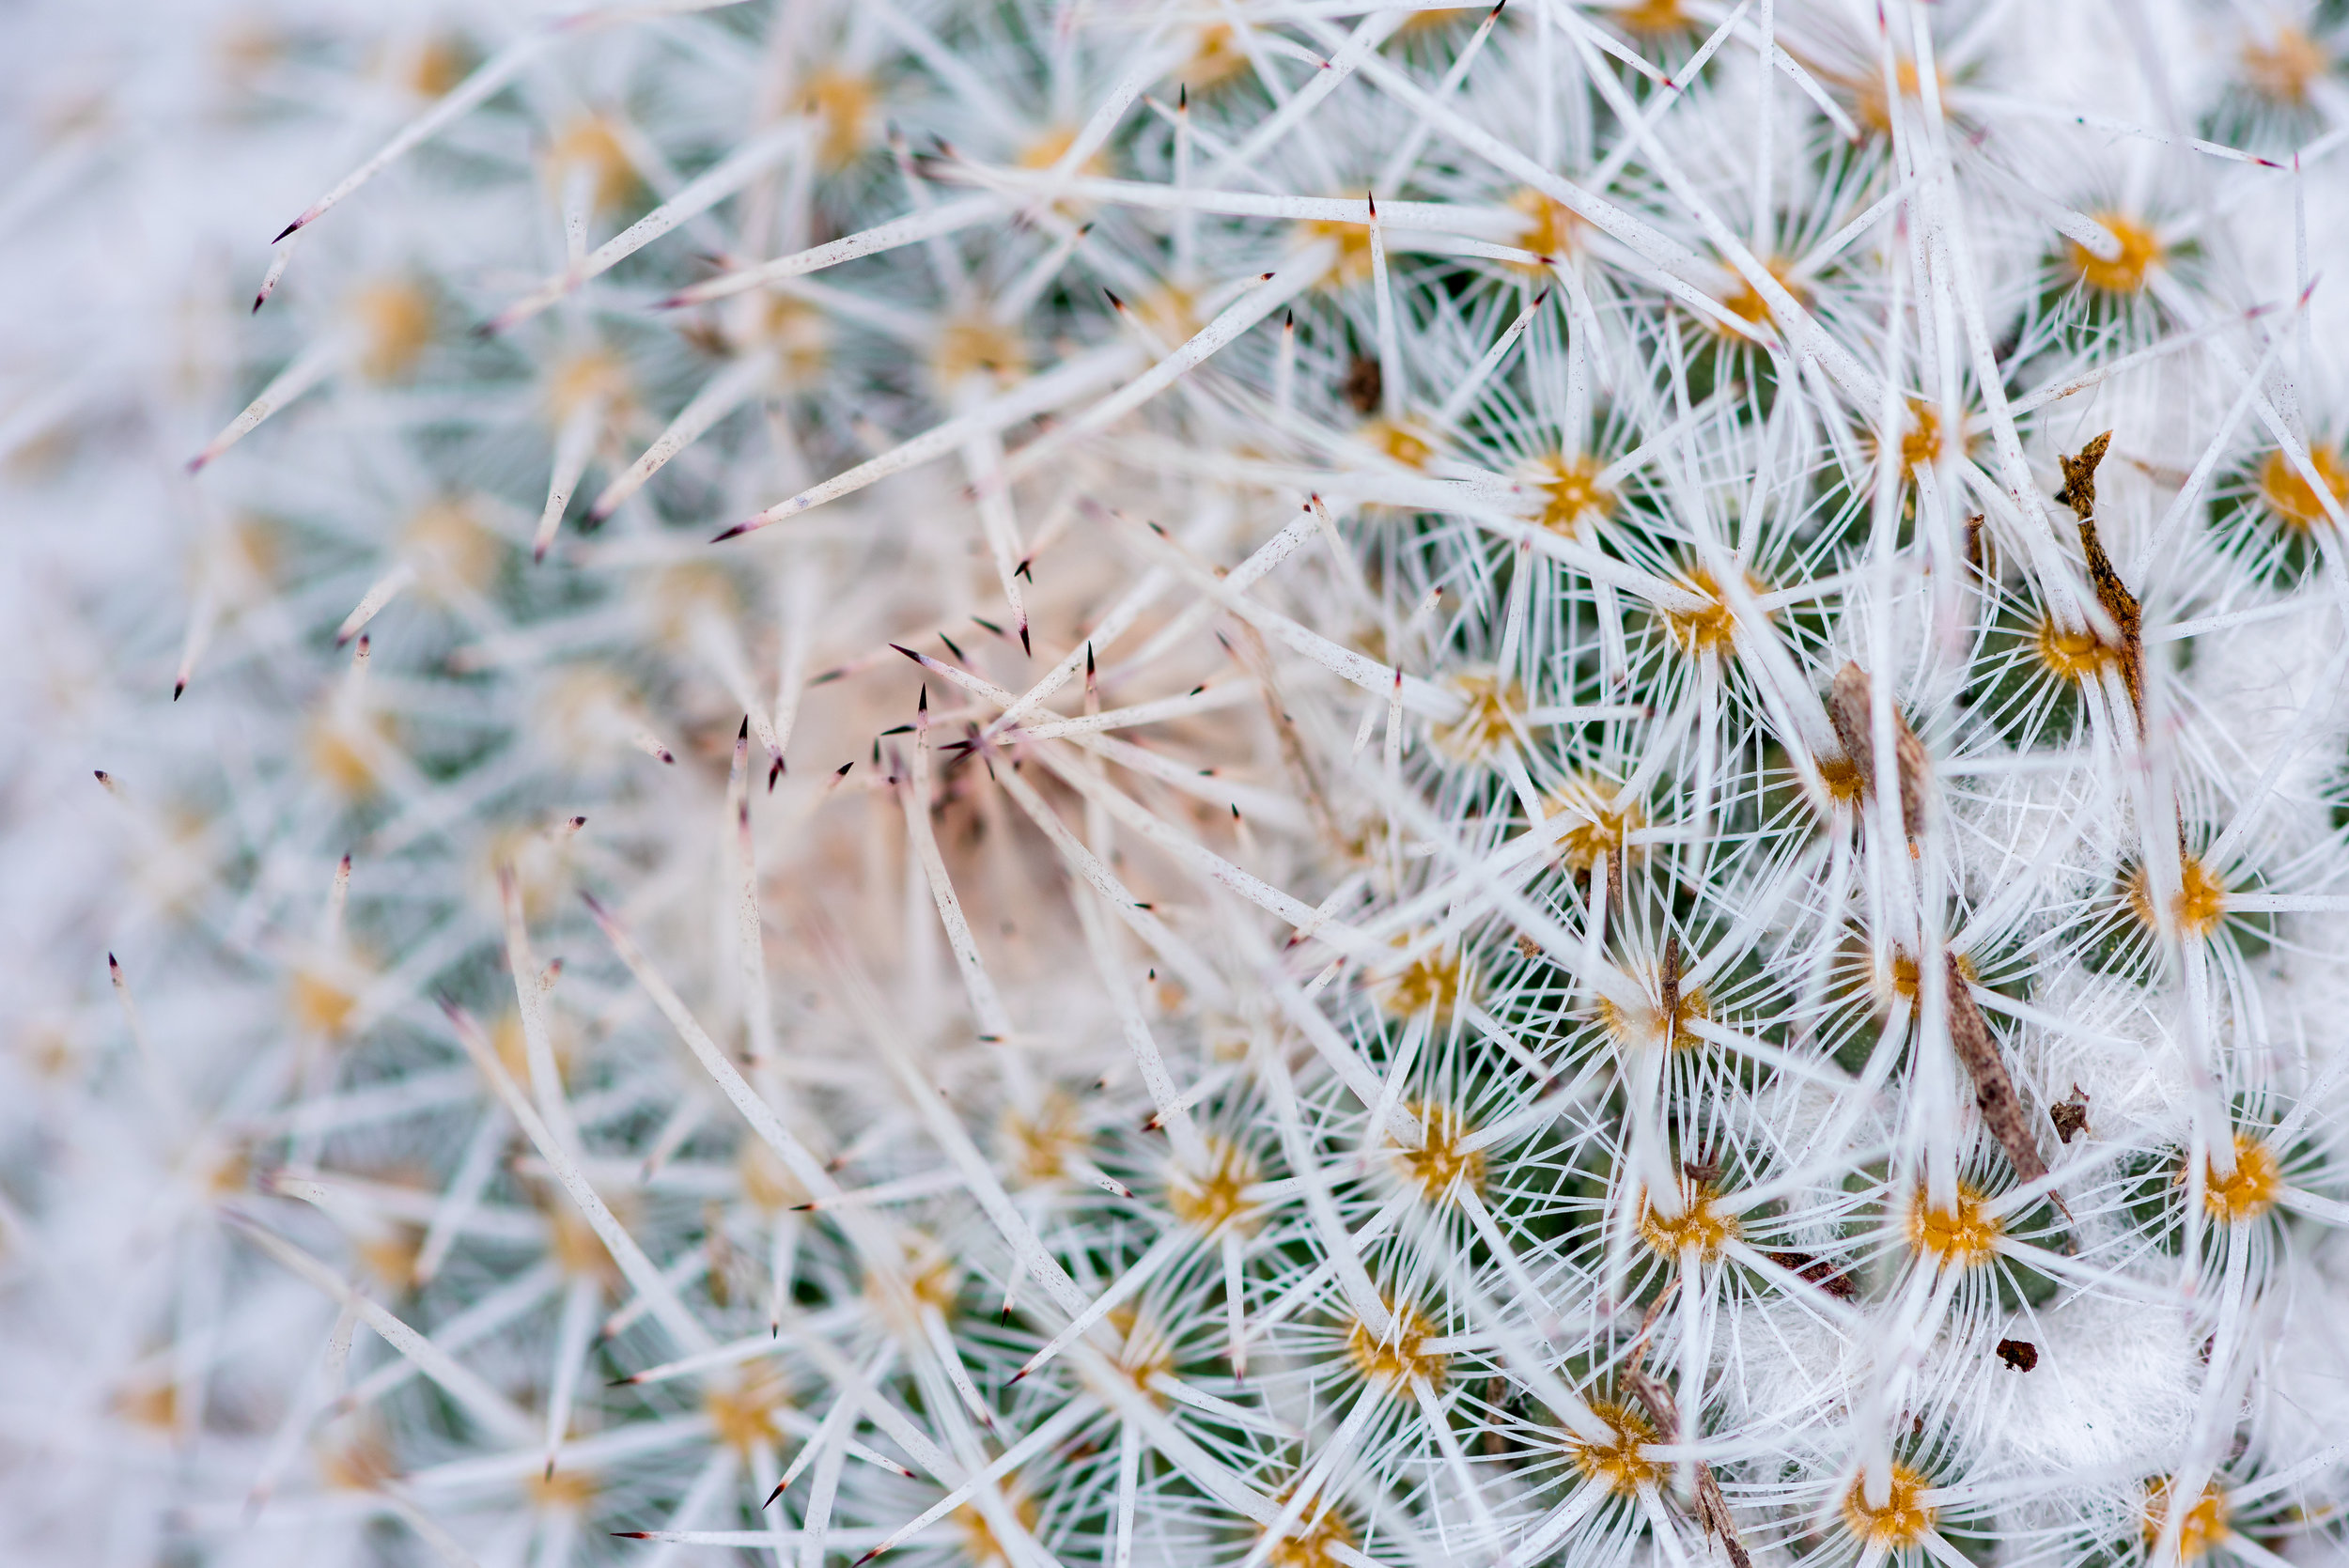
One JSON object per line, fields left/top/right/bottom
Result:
{"left": 2062, "top": 437, "right": 2143, "bottom": 722}
{"left": 2053, "top": 430, "right": 2112, "bottom": 519}
{"left": 712, "top": 521, "right": 753, "bottom": 543}
{"left": 1944, "top": 950, "right": 2050, "bottom": 1190}
{"left": 271, "top": 218, "right": 302, "bottom": 243}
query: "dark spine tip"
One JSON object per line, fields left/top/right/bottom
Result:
{"left": 1019, "top": 626, "right": 1033, "bottom": 657}
{"left": 835, "top": 761, "right": 853, "bottom": 776}
{"left": 271, "top": 219, "right": 302, "bottom": 243}
{"left": 737, "top": 715, "right": 751, "bottom": 739}
{"left": 173, "top": 682, "right": 186, "bottom": 701}
{"left": 712, "top": 522, "right": 751, "bottom": 543}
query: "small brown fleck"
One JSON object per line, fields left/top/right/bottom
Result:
{"left": 1763, "top": 1249, "right": 1859, "bottom": 1299}
{"left": 1996, "top": 1338, "right": 2038, "bottom": 1372}
{"left": 1515, "top": 933, "right": 1543, "bottom": 959}
{"left": 1342, "top": 355, "right": 1382, "bottom": 415}
{"left": 2050, "top": 1084, "right": 2091, "bottom": 1144}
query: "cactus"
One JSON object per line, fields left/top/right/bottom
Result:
{"left": 8, "top": 3, "right": 2349, "bottom": 1565}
